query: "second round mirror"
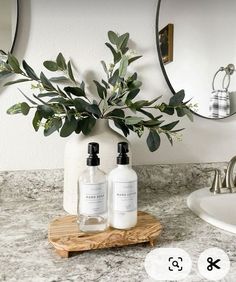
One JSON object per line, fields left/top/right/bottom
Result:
{"left": 157, "top": 0, "right": 236, "bottom": 119}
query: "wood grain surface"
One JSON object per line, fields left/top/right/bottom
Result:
{"left": 48, "top": 211, "right": 162, "bottom": 258}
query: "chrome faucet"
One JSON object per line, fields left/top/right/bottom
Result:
{"left": 208, "top": 156, "right": 236, "bottom": 194}
{"left": 208, "top": 168, "right": 222, "bottom": 194}
{"left": 224, "top": 155, "right": 236, "bottom": 191}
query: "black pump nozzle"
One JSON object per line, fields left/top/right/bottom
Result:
{"left": 87, "top": 142, "right": 100, "bottom": 166}
{"left": 117, "top": 142, "right": 129, "bottom": 165}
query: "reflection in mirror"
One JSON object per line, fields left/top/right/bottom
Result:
{"left": 157, "top": 0, "right": 236, "bottom": 119}
{"left": 0, "top": 0, "right": 18, "bottom": 54}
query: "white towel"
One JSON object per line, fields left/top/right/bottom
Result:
{"left": 209, "top": 90, "right": 230, "bottom": 118}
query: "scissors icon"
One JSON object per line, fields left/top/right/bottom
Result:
{"left": 207, "top": 257, "right": 221, "bottom": 271}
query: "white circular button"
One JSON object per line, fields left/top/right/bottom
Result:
{"left": 198, "top": 247, "right": 230, "bottom": 280}
{"left": 144, "top": 248, "right": 192, "bottom": 281}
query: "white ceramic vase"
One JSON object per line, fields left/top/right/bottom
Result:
{"left": 63, "top": 119, "right": 131, "bottom": 215}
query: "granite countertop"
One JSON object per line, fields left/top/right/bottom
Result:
{"left": 0, "top": 163, "right": 235, "bottom": 282}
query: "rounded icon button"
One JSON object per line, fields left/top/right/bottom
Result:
{"left": 198, "top": 247, "right": 230, "bottom": 281}
{"left": 144, "top": 248, "right": 192, "bottom": 281}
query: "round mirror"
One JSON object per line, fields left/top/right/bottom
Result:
{"left": 156, "top": 0, "right": 236, "bottom": 119}
{"left": 0, "top": 0, "right": 19, "bottom": 55}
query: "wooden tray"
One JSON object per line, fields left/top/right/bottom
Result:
{"left": 48, "top": 211, "right": 162, "bottom": 258}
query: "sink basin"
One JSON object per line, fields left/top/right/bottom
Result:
{"left": 187, "top": 188, "right": 236, "bottom": 234}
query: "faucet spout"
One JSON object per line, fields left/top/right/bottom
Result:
{"left": 225, "top": 156, "right": 236, "bottom": 189}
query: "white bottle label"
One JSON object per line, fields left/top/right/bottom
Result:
{"left": 79, "top": 182, "right": 107, "bottom": 215}
{"left": 113, "top": 181, "right": 137, "bottom": 212}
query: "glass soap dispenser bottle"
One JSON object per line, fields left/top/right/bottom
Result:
{"left": 78, "top": 142, "right": 108, "bottom": 233}
{"left": 108, "top": 142, "right": 138, "bottom": 229}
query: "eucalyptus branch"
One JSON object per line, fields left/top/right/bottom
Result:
{"left": 2, "top": 31, "right": 193, "bottom": 151}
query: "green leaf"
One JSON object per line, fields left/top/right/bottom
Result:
{"left": 121, "top": 47, "right": 129, "bottom": 55}
{"left": 60, "top": 115, "right": 77, "bottom": 137}
{"left": 73, "top": 98, "right": 101, "bottom": 117}
{"left": 169, "top": 89, "right": 185, "bottom": 106}
{"left": 37, "top": 104, "right": 54, "bottom": 118}
{"left": 183, "top": 107, "right": 194, "bottom": 122}
{"left": 137, "top": 109, "right": 154, "bottom": 119}
{"left": 57, "top": 86, "right": 67, "bottom": 98}
{"left": 44, "top": 117, "right": 62, "bottom": 136}
{"left": 119, "top": 56, "right": 128, "bottom": 78}
{"left": 159, "top": 103, "right": 175, "bottom": 115}
{"left": 145, "top": 96, "right": 162, "bottom": 106}
{"left": 21, "top": 102, "right": 30, "bottom": 115}
{"left": 143, "top": 119, "right": 163, "bottom": 127}
{"left": 67, "top": 61, "right": 76, "bottom": 83}
{"left": 106, "top": 109, "right": 125, "bottom": 118}
{"left": 108, "top": 31, "right": 118, "bottom": 45}
{"left": 73, "top": 98, "right": 89, "bottom": 112}
{"left": 108, "top": 69, "right": 119, "bottom": 86}
{"left": 117, "top": 33, "right": 129, "bottom": 50}
{"left": 6, "top": 103, "right": 22, "bottom": 115}
{"left": 183, "top": 98, "right": 192, "bottom": 105}
{"left": 176, "top": 107, "right": 185, "bottom": 117}
{"left": 49, "top": 76, "right": 70, "bottom": 83}
{"left": 129, "top": 72, "right": 138, "bottom": 81}
{"left": 105, "top": 42, "right": 121, "bottom": 64}
{"left": 38, "top": 92, "right": 59, "bottom": 98}
{"left": 161, "top": 121, "right": 179, "bottom": 131}
{"left": 4, "top": 78, "right": 31, "bottom": 86}
{"left": 126, "top": 89, "right": 140, "bottom": 101}
{"left": 86, "top": 104, "right": 102, "bottom": 117}
{"left": 75, "top": 121, "right": 82, "bottom": 134}
{"left": 107, "top": 92, "right": 118, "bottom": 105}
{"left": 114, "top": 119, "right": 129, "bottom": 137}
{"left": 80, "top": 117, "right": 96, "bottom": 135}
{"left": 93, "top": 80, "right": 107, "bottom": 99}
{"left": 128, "top": 80, "right": 142, "bottom": 91}
{"left": 147, "top": 130, "right": 161, "bottom": 152}
{"left": 43, "top": 60, "right": 58, "bottom": 72}
{"left": 22, "top": 60, "right": 39, "bottom": 80}
{"left": 56, "top": 53, "right": 67, "bottom": 71}
{"left": 171, "top": 128, "right": 184, "bottom": 133}
{"left": 101, "top": 61, "right": 109, "bottom": 76}
{"left": 101, "top": 79, "right": 110, "bottom": 89}
{"left": 7, "top": 53, "right": 22, "bottom": 73}
{"left": 6, "top": 101, "right": 30, "bottom": 116}
{"left": 40, "top": 72, "right": 56, "bottom": 91}
{"left": 125, "top": 116, "right": 143, "bottom": 125}
{"left": 48, "top": 97, "right": 73, "bottom": 106}
{"left": 64, "top": 86, "right": 85, "bottom": 97}
{"left": 32, "top": 110, "right": 42, "bottom": 131}
{"left": 165, "top": 132, "right": 173, "bottom": 145}
{"left": 50, "top": 104, "right": 65, "bottom": 114}
{"left": 128, "top": 55, "right": 142, "bottom": 65}
{"left": 132, "top": 100, "right": 148, "bottom": 110}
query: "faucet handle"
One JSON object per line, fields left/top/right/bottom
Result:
{"left": 222, "top": 168, "right": 227, "bottom": 188}
{"left": 224, "top": 155, "right": 236, "bottom": 190}
{"left": 205, "top": 168, "right": 222, "bottom": 193}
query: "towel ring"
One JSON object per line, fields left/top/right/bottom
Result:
{"left": 212, "top": 64, "right": 235, "bottom": 91}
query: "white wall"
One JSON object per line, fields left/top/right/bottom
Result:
{"left": 0, "top": 0, "right": 236, "bottom": 171}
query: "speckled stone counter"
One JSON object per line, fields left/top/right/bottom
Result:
{"left": 1, "top": 163, "right": 236, "bottom": 282}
